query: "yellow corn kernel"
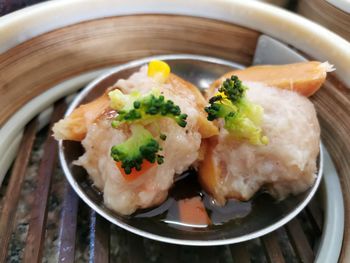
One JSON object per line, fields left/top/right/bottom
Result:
{"left": 147, "top": 60, "right": 171, "bottom": 82}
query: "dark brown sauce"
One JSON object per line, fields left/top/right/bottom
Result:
{"left": 133, "top": 169, "right": 252, "bottom": 229}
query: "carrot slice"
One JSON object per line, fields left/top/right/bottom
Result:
{"left": 178, "top": 197, "right": 211, "bottom": 225}
{"left": 209, "top": 61, "right": 333, "bottom": 97}
{"left": 116, "top": 160, "right": 157, "bottom": 182}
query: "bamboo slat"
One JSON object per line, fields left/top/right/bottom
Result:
{"left": 230, "top": 242, "right": 251, "bottom": 263}
{"left": 261, "top": 233, "right": 286, "bottom": 263}
{"left": 89, "top": 210, "right": 110, "bottom": 263}
{"left": 58, "top": 180, "right": 79, "bottom": 263}
{"left": 23, "top": 101, "right": 65, "bottom": 263}
{"left": 305, "top": 197, "right": 323, "bottom": 235}
{"left": 286, "top": 218, "right": 314, "bottom": 263}
{"left": 0, "top": 119, "right": 37, "bottom": 263}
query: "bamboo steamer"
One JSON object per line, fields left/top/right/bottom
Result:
{"left": 0, "top": 0, "right": 350, "bottom": 261}
{"left": 298, "top": 0, "right": 350, "bottom": 41}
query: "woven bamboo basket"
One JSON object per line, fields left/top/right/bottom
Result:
{"left": 0, "top": 1, "right": 349, "bottom": 262}
{"left": 298, "top": 0, "right": 350, "bottom": 41}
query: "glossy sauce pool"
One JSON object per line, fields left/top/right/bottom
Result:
{"left": 133, "top": 169, "right": 253, "bottom": 229}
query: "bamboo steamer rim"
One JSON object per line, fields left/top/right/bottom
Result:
{"left": 0, "top": 0, "right": 350, "bottom": 86}
{"left": 0, "top": 1, "right": 349, "bottom": 262}
{"left": 326, "top": 0, "right": 350, "bottom": 13}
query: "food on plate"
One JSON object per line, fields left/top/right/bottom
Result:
{"left": 199, "top": 62, "right": 331, "bottom": 205}
{"left": 209, "top": 61, "right": 333, "bottom": 97}
{"left": 205, "top": 75, "right": 268, "bottom": 146}
{"left": 53, "top": 60, "right": 218, "bottom": 215}
{"left": 53, "top": 93, "right": 110, "bottom": 141}
{"left": 54, "top": 58, "right": 330, "bottom": 220}
{"left": 178, "top": 197, "right": 211, "bottom": 226}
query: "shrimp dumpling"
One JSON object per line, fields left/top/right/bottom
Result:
{"left": 199, "top": 79, "right": 321, "bottom": 205}
{"left": 54, "top": 61, "right": 218, "bottom": 215}
{"left": 77, "top": 118, "right": 202, "bottom": 215}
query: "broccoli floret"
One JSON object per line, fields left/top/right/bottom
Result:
{"left": 108, "top": 89, "right": 187, "bottom": 175}
{"left": 110, "top": 125, "right": 164, "bottom": 174}
{"left": 108, "top": 89, "right": 187, "bottom": 128}
{"left": 159, "top": 133, "right": 167, "bottom": 141}
{"left": 205, "top": 75, "right": 268, "bottom": 145}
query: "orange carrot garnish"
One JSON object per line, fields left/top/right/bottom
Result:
{"left": 178, "top": 197, "right": 211, "bottom": 225}
{"left": 116, "top": 160, "right": 157, "bottom": 182}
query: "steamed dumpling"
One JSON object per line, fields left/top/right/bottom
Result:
{"left": 76, "top": 117, "right": 201, "bottom": 214}
{"left": 199, "top": 82, "right": 320, "bottom": 204}
{"left": 54, "top": 64, "right": 217, "bottom": 215}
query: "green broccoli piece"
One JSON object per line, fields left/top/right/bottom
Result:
{"left": 110, "top": 124, "right": 164, "bottom": 174}
{"left": 205, "top": 75, "right": 268, "bottom": 145}
{"left": 108, "top": 89, "right": 187, "bottom": 128}
{"left": 108, "top": 89, "right": 187, "bottom": 175}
